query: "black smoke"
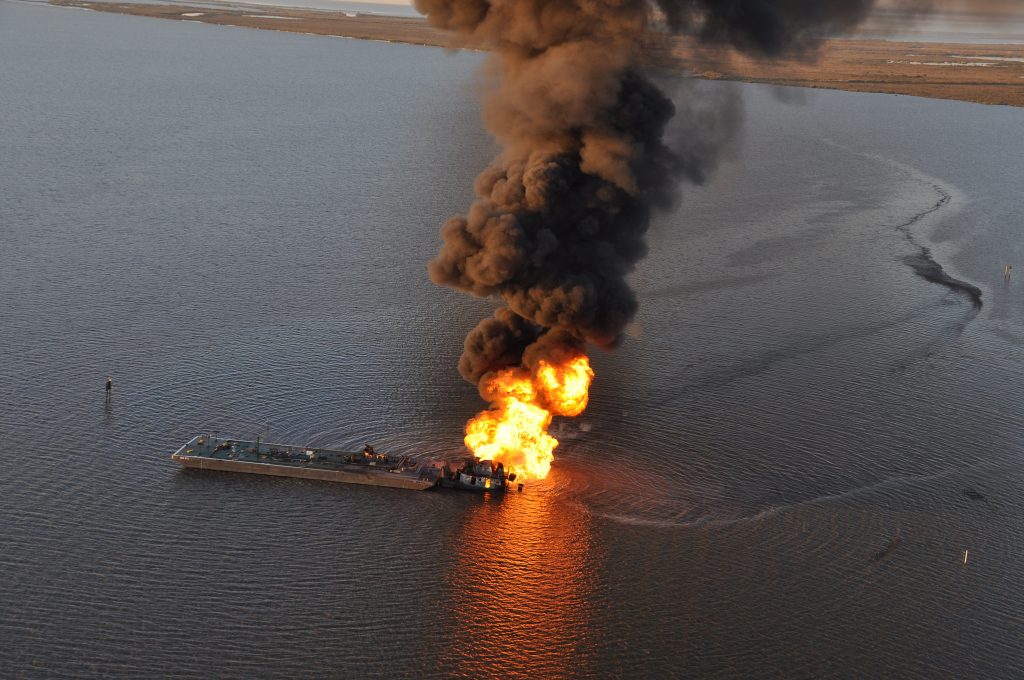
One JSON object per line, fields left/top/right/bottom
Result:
{"left": 416, "top": 0, "right": 889, "bottom": 393}
{"left": 657, "top": 1, "right": 878, "bottom": 55}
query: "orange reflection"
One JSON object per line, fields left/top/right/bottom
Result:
{"left": 438, "top": 474, "right": 596, "bottom": 678}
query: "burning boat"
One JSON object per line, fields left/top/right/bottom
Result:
{"left": 171, "top": 435, "right": 522, "bottom": 493}
{"left": 440, "top": 458, "right": 519, "bottom": 493}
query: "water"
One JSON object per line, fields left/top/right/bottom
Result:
{"left": 2, "top": 1, "right": 1024, "bottom": 677}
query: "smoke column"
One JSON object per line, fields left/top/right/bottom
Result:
{"left": 416, "top": 0, "right": 887, "bottom": 479}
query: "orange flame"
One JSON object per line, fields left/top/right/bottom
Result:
{"left": 464, "top": 354, "right": 594, "bottom": 480}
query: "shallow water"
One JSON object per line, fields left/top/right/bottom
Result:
{"left": 2, "top": 2, "right": 1024, "bottom": 678}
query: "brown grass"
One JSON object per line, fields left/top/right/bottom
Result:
{"left": 51, "top": 0, "right": 451, "bottom": 46}
{"left": 52, "top": 0, "right": 1024, "bottom": 108}
{"left": 653, "top": 35, "right": 1024, "bottom": 107}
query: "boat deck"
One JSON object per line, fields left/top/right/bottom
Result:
{"left": 171, "top": 435, "right": 443, "bottom": 490}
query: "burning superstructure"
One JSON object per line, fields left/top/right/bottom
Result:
{"left": 464, "top": 351, "right": 594, "bottom": 480}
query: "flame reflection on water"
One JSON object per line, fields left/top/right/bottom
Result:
{"left": 438, "top": 475, "right": 597, "bottom": 678}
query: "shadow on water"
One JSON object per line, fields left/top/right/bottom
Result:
{"left": 892, "top": 184, "right": 984, "bottom": 308}
{"left": 903, "top": 251, "right": 983, "bottom": 310}
{"left": 872, "top": 529, "right": 903, "bottom": 562}
{"left": 822, "top": 141, "right": 984, "bottom": 312}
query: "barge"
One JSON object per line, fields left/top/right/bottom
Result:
{"left": 171, "top": 435, "right": 444, "bottom": 490}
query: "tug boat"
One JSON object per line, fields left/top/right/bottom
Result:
{"left": 440, "top": 457, "right": 518, "bottom": 493}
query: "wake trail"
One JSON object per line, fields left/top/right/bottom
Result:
{"left": 592, "top": 457, "right": 1013, "bottom": 530}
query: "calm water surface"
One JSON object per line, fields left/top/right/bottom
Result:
{"left": 2, "top": 1, "right": 1024, "bottom": 677}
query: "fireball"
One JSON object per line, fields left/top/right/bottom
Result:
{"left": 464, "top": 354, "right": 594, "bottom": 480}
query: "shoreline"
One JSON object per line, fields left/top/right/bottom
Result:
{"left": 49, "top": 0, "right": 1024, "bottom": 108}
{"left": 50, "top": 0, "right": 452, "bottom": 48}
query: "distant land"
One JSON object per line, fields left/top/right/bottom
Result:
{"left": 51, "top": 0, "right": 1024, "bottom": 107}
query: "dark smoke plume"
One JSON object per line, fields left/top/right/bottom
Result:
{"left": 657, "top": 1, "right": 878, "bottom": 55}
{"left": 418, "top": 0, "right": 886, "bottom": 391}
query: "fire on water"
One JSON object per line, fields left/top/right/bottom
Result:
{"left": 464, "top": 354, "right": 594, "bottom": 481}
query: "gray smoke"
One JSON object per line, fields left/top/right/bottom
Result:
{"left": 417, "top": 0, "right": 887, "bottom": 390}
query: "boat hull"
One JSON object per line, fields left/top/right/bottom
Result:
{"left": 170, "top": 435, "right": 441, "bottom": 490}
{"left": 172, "top": 453, "right": 438, "bottom": 490}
